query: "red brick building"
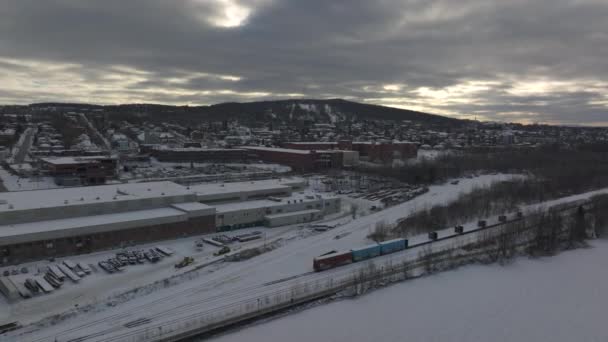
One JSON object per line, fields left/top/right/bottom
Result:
{"left": 242, "top": 146, "right": 355, "bottom": 171}
{"left": 282, "top": 140, "right": 417, "bottom": 164}
{"left": 40, "top": 156, "right": 118, "bottom": 185}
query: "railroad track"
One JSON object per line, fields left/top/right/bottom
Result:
{"left": 20, "top": 200, "right": 592, "bottom": 342}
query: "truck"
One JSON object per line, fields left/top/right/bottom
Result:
{"left": 213, "top": 246, "right": 231, "bottom": 256}
{"left": 175, "top": 256, "right": 194, "bottom": 268}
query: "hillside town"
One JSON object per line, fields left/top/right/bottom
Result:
{"left": 1, "top": 101, "right": 608, "bottom": 342}
{"left": 2, "top": 102, "right": 607, "bottom": 189}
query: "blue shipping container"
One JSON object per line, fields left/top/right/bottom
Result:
{"left": 379, "top": 239, "right": 407, "bottom": 255}
{"left": 351, "top": 243, "right": 381, "bottom": 262}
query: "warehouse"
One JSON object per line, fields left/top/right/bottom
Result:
{"left": 214, "top": 194, "right": 340, "bottom": 230}
{"left": 39, "top": 155, "right": 118, "bottom": 186}
{"left": 264, "top": 209, "right": 323, "bottom": 228}
{"left": 0, "top": 177, "right": 327, "bottom": 265}
{"left": 152, "top": 147, "right": 250, "bottom": 163}
{"left": 240, "top": 146, "right": 358, "bottom": 171}
{"left": 0, "top": 182, "right": 215, "bottom": 265}
{"left": 189, "top": 177, "right": 306, "bottom": 203}
{"left": 283, "top": 140, "right": 417, "bottom": 163}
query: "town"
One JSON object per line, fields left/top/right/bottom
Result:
{"left": 0, "top": 99, "right": 607, "bottom": 342}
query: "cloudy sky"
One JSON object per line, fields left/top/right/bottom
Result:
{"left": 1, "top": 0, "right": 607, "bottom": 125}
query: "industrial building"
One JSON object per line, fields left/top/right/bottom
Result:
{"left": 151, "top": 147, "right": 250, "bottom": 163}
{"left": 39, "top": 155, "right": 118, "bottom": 186}
{"left": 283, "top": 140, "right": 417, "bottom": 163}
{"left": 214, "top": 193, "right": 340, "bottom": 230}
{"left": 0, "top": 177, "right": 339, "bottom": 265}
{"left": 240, "top": 146, "right": 358, "bottom": 171}
{"left": 0, "top": 181, "right": 215, "bottom": 265}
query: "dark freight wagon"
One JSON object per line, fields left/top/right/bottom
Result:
{"left": 313, "top": 251, "right": 353, "bottom": 271}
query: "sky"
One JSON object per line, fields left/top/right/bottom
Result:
{"left": 0, "top": 0, "right": 607, "bottom": 125}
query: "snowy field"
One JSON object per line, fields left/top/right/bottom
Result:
{"left": 0, "top": 168, "right": 58, "bottom": 191}
{"left": 212, "top": 239, "right": 608, "bottom": 342}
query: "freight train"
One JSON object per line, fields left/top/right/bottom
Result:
{"left": 313, "top": 238, "right": 408, "bottom": 271}
{"left": 312, "top": 201, "right": 591, "bottom": 272}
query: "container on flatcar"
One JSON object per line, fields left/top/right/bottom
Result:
{"left": 351, "top": 243, "right": 381, "bottom": 262}
{"left": 379, "top": 238, "right": 408, "bottom": 255}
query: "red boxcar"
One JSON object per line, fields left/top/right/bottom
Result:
{"left": 313, "top": 251, "right": 353, "bottom": 272}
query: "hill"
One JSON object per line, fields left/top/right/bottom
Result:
{"left": 22, "top": 99, "right": 463, "bottom": 126}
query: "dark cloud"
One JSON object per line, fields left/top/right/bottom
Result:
{"left": 0, "top": 0, "right": 607, "bottom": 125}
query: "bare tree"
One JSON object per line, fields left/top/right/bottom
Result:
{"left": 350, "top": 203, "right": 359, "bottom": 219}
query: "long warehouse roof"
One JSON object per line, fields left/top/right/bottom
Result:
{"left": 0, "top": 181, "right": 191, "bottom": 213}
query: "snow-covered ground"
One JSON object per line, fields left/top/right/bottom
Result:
{"left": 3, "top": 174, "right": 525, "bottom": 341}
{"left": 212, "top": 239, "right": 608, "bottom": 342}
{"left": 0, "top": 168, "right": 58, "bottom": 191}
{"left": 0, "top": 225, "right": 297, "bottom": 325}
{"left": 9, "top": 173, "right": 606, "bottom": 342}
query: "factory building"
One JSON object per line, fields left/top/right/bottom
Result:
{"left": 189, "top": 178, "right": 305, "bottom": 203}
{"left": 151, "top": 147, "right": 250, "bottom": 163}
{"left": 240, "top": 146, "right": 358, "bottom": 171}
{"left": 39, "top": 155, "right": 118, "bottom": 186}
{"left": 0, "top": 182, "right": 215, "bottom": 265}
{"left": 0, "top": 177, "right": 340, "bottom": 265}
{"left": 214, "top": 194, "right": 340, "bottom": 230}
{"left": 283, "top": 140, "right": 417, "bottom": 164}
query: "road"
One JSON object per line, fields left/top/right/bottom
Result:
{"left": 12, "top": 127, "right": 35, "bottom": 164}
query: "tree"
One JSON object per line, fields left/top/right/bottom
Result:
{"left": 350, "top": 203, "right": 359, "bottom": 219}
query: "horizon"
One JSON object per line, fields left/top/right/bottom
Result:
{"left": 3, "top": 98, "right": 607, "bottom": 128}
{"left": 1, "top": 1, "right": 607, "bottom": 126}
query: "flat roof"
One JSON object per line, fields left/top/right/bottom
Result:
{"left": 189, "top": 177, "right": 305, "bottom": 197}
{"left": 0, "top": 181, "right": 192, "bottom": 213}
{"left": 240, "top": 146, "right": 312, "bottom": 154}
{"left": 40, "top": 155, "right": 117, "bottom": 165}
{"left": 170, "top": 202, "right": 213, "bottom": 212}
{"left": 0, "top": 207, "right": 187, "bottom": 244}
{"left": 287, "top": 142, "right": 337, "bottom": 145}
{"left": 155, "top": 147, "right": 246, "bottom": 152}
{"left": 264, "top": 209, "right": 320, "bottom": 219}
{"left": 215, "top": 193, "right": 335, "bottom": 213}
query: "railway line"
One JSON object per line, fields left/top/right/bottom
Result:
{"left": 12, "top": 199, "right": 592, "bottom": 342}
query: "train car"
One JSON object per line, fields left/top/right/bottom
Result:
{"left": 351, "top": 243, "right": 381, "bottom": 262}
{"left": 313, "top": 251, "right": 353, "bottom": 272}
{"left": 379, "top": 238, "right": 408, "bottom": 255}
